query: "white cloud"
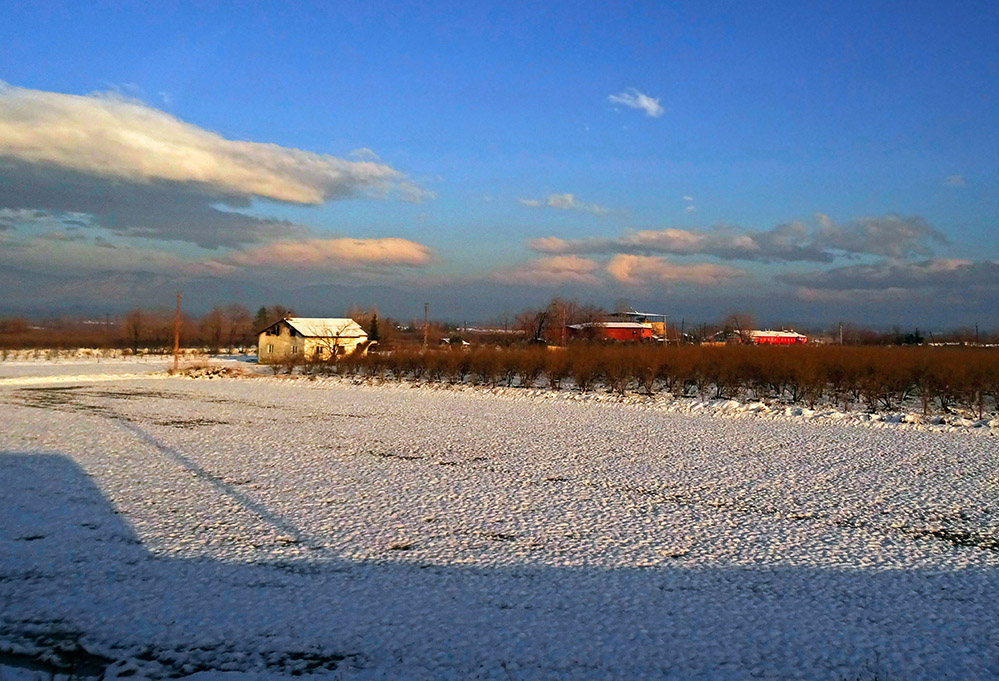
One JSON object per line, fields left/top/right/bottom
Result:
{"left": 0, "top": 82, "right": 429, "bottom": 205}
{"left": 348, "top": 147, "right": 381, "bottom": 161}
{"left": 221, "top": 237, "right": 434, "bottom": 270}
{"left": 492, "top": 255, "right": 601, "bottom": 286}
{"left": 685, "top": 205, "right": 697, "bottom": 213}
{"left": 943, "top": 174, "right": 966, "bottom": 188}
{"left": 518, "top": 193, "right": 608, "bottom": 215}
{"left": 607, "top": 88, "right": 664, "bottom": 118}
{"left": 683, "top": 196, "right": 694, "bottom": 203}
{"left": 606, "top": 254, "right": 744, "bottom": 286}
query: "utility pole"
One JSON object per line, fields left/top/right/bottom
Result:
{"left": 561, "top": 304, "right": 567, "bottom": 346}
{"left": 839, "top": 322, "right": 844, "bottom": 346}
{"left": 423, "top": 302, "right": 429, "bottom": 349}
{"left": 172, "top": 292, "right": 181, "bottom": 374}
{"left": 680, "top": 318, "right": 685, "bottom": 345}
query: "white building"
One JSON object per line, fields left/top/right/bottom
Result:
{"left": 258, "top": 317, "right": 369, "bottom": 363}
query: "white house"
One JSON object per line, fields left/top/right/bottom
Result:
{"left": 257, "top": 317, "right": 369, "bottom": 363}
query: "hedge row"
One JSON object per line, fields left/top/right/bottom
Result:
{"left": 289, "top": 345, "right": 999, "bottom": 418}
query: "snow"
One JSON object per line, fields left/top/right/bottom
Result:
{"left": 2, "top": 366, "right": 999, "bottom": 680}
{"left": 0, "top": 357, "right": 169, "bottom": 380}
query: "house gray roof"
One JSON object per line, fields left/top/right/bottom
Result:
{"left": 282, "top": 317, "right": 366, "bottom": 338}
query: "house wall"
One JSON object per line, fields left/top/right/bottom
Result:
{"left": 752, "top": 335, "right": 807, "bottom": 345}
{"left": 303, "top": 336, "right": 365, "bottom": 359}
{"left": 257, "top": 322, "right": 365, "bottom": 363}
{"left": 603, "top": 327, "right": 652, "bottom": 342}
{"left": 258, "top": 321, "right": 300, "bottom": 363}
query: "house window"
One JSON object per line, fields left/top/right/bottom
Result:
{"left": 292, "top": 345, "right": 299, "bottom": 354}
{"left": 267, "top": 344, "right": 274, "bottom": 353}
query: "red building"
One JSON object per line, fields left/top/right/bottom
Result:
{"left": 568, "top": 322, "right": 653, "bottom": 342}
{"left": 748, "top": 330, "right": 807, "bottom": 345}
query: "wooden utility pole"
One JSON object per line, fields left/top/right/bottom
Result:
{"left": 423, "top": 302, "right": 429, "bottom": 349}
{"left": 172, "top": 292, "right": 181, "bottom": 373}
{"left": 561, "top": 304, "right": 567, "bottom": 346}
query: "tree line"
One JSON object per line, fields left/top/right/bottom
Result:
{"left": 0, "top": 294, "right": 995, "bottom": 352}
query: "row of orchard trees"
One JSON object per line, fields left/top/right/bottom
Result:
{"left": 291, "top": 345, "right": 999, "bottom": 419}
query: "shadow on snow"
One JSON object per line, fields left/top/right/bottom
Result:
{"left": 1, "top": 448, "right": 997, "bottom": 681}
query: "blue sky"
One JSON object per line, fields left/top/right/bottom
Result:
{"left": 1, "top": 1, "right": 997, "bottom": 326}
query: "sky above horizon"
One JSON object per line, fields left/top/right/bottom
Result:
{"left": 1, "top": 1, "right": 998, "bottom": 328}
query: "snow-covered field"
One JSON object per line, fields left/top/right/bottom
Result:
{"left": 0, "top": 356, "right": 254, "bottom": 385}
{"left": 0, "top": 357, "right": 170, "bottom": 380}
{"left": 2, "top": 364, "right": 998, "bottom": 680}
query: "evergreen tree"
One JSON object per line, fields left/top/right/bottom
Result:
{"left": 368, "top": 314, "right": 381, "bottom": 342}
{"left": 253, "top": 306, "right": 269, "bottom": 330}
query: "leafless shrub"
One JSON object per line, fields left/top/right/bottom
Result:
{"left": 515, "top": 349, "right": 546, "bottom": 388}
{"left": 545, "top": 350, "right": 570, "bottom": 390}
{"left": 600, "top": 348, "right": 632, "bottom": 396}
{"left": 635, "top": 351, "right": 665, "bottom": 396}
{"left": 470, "top": 348, "right": 502, "bottom": 386}
{"left": 568, "top": 348, "right": 601, "bottom": 393}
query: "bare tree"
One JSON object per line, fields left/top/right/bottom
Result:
{"left": 311, "top": 320, "right": 358, "bottom": 360}
{"left": 200, "top": 307, "right": 225, "bottom": 354}
{"left": 723, "top": 312, "right": 755, "bottom": 344}
{"left": 223, "top": 304, "right": 252, "bottom": 353}
{"left": 123, "top": 308, "right": 144, "bottom": 354}
{"left": 515, "top": 308, "right": 548, "bottom": 343}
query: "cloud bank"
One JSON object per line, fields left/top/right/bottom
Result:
{"left": 529, "top": 214, "right": 946, "bottom": 263}
{"left": 493, "top": 256, "right": 602, "bottom": 286}
{"left": 221, "top": 238, "right": 433, "bottom": 270}
{"left": 779, "top": 258, "right": 999, "bottom": 293}
{"left": 606, "top": 255, "right": 744, "bottom": 286}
